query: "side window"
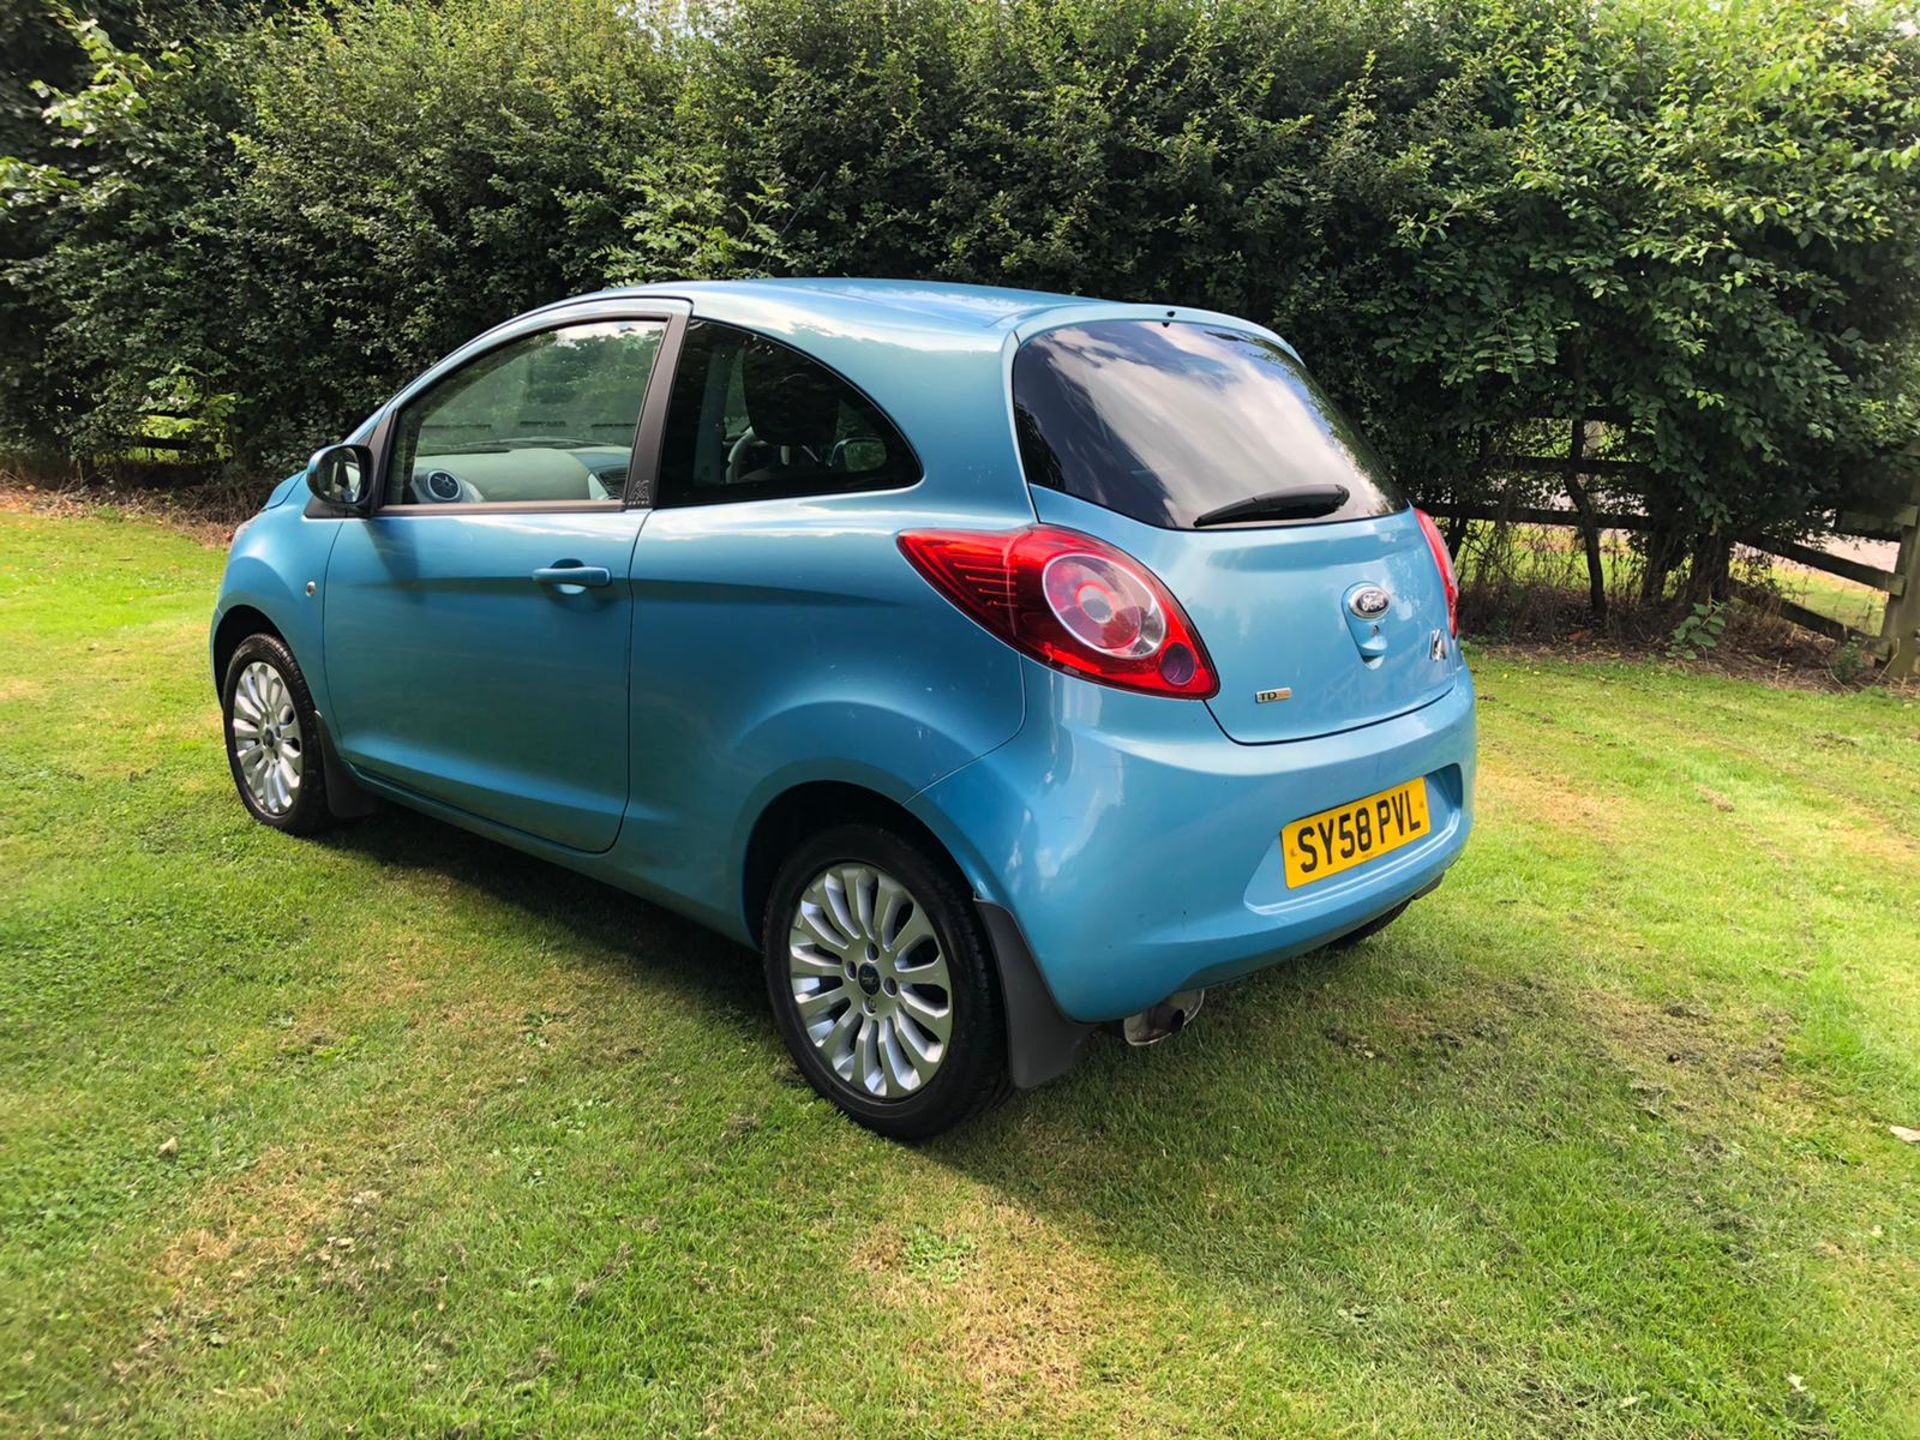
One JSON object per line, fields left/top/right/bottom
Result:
{"left": 656, "top": 320, "right": 919, "bottom": 506}
{"left": 385, "top": 320, "right": 665, "bottom": 507}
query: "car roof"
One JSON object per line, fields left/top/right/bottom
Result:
{"left": 559, "top": 277, "right": 1098, "bottom": 342}
{"left": 523, "top": 280, "right": 1291, "bottom": 494}
{"left": 357, "top": 278, "right": 1289, "bottom": 512}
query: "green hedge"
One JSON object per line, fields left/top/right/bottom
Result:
{"left": 4, "top": 0, "right": 1918, "bottom": 571}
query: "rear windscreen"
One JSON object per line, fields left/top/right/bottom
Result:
{"left": 1011, "top": 321, "right": 1405, "bottom": 529}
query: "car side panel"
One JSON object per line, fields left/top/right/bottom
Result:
{"left": 615, "top": 492, "right": 1028, "bottom": 942}
{"left": 211, "top": 490, "right": 344, "bottom": 714}
{"left": 319, "top": 510, "right": 648, "bottom": 853}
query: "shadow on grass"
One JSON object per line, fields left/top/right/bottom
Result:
{"left": 310, "top": 796, "right": 1413, "bottom": 1173}
{"left": 312, "top": 803, "right": 770, "bottom": 1042}
{"left": 311, "top": 810, "right": 1638, "bottom": 1235}
{"left": 312, "top": 794, "right": 1441, "bottom": 1170}
{"left": 291, "top": 802, "right": 1844, "bottom": 1428}
{"left": 299, "top": 792, "right": 1347, "bottom": 1163}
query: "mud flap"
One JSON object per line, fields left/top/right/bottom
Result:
{"left": 313, "top": 711, "right": 380, "bottom": 820}
{"left": 975, "top": 900, "right": 1092, "bottom": 1089}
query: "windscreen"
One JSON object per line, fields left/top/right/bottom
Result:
{"left": 1012, "top": 321, "right": 1405, "bottom": 529}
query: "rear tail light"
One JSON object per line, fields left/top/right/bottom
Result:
{"left": 1414, "top": 508, "right": 1459, "bottom": 636}
{"left": 897, "top": 526, "right": 1218, "bottom": 698}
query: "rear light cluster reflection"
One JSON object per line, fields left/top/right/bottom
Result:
{"left": 897, "top": 526, "right": 1218, "bottom": 698}
{"left": 1413, "top": 508, "right": 1460, "bottom": 636}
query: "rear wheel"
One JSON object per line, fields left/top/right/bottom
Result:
{"left": 222, "top": 633, "right": 333, "bottom": 836}
{"left": 763, "top": 824, "right": 1007, "bottom": 1139}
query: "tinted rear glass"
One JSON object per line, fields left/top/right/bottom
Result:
{"left": 1012, "top": 321, "right": 1404, "bottom": 529}
{"left": 656, "top": 320, "right": 919, "bottom": 507}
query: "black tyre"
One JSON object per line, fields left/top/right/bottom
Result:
{"left": 221, "top": 633, "right": 333, "bottom": 836}
{"left": 763, "top": 824, "right": 1008, "bottom": 1140}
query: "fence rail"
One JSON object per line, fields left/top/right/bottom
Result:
{"left": 1434, "top": 430, "right": 1920, "bottom": 678}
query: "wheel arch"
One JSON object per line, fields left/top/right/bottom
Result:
{"left": 741, "top": 778, "right": 1089, "bottom": 1090}
{"left": 741, "top": 780, "right": 954, "bottom": 947}
{"left": 211, "top": 600, "right": 376, "bottom": 821}
{"left": 212, "top": 603, "right": 286, "bottom": 687}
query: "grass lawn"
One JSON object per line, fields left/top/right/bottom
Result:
{"left": 3, "top": 508, "right": 1919, "bottom": 1438}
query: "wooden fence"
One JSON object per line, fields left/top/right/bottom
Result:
{"left": 1430, "top": 426, "right": 1920, "bottom": 680}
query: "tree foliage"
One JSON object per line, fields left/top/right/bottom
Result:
{"left": 3, "top": 0, "right": 1917, "bottom": 580}
{"left": 1369, "top": 0, "right": 1920, "bottom": 542}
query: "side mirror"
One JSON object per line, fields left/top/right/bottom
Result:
{"left": 307, "top": 443, "right": 374, "bottom": 512}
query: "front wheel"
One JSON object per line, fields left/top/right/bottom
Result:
{"left": 763, "top": 824, "right": 1008, "bottom": 1140}
{"left": 222, "top": 633, "right": 333, "bottom": 835}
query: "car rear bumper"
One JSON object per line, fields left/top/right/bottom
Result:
{"left": 911, "top": 663, "right": 1477, "bottom": 1024}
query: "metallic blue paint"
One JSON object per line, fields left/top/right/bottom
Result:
{"left": 909, "top": 664, "right": 1476, "bottom": 1022}
{"left": 1028, "top": 488, "right": 1463, "bottom": 744}
{"left": 212, "top": 278, "right": 1477, "bottom": 1070}
{"left": 621, "top": 491, "right": 1027, "bottom": 938}
{"left": 212, "top": 486, "right": 337, "bottom": 706}
{"left": 323, "top": 510, "right": 649, "bottom": 852}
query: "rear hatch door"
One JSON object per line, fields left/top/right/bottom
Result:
{"left": 1029, "top": 491, "right": 1457, "bottom": 742}
{"left": 1011, "top": 313, "right": 1458, "bottom": 743}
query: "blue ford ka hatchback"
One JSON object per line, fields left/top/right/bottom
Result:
{"left": 212, "top": 279, "right": 1476, "bottom": 1136}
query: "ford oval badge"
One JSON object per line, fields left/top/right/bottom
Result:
{"left": 1348, "top": 585, "right": 1392, "bottom": 620}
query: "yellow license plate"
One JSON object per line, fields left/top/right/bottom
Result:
{"left": 1282, "top": 778, "right": 1431, "bottom": 888}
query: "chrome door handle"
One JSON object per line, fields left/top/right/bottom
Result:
{"left": 532, "top": 563, "right": 612, "bottom": 590}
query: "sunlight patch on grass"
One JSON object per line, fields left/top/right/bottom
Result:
{"left": 4, "top": 513, "right": 1919, "bottom": 1438}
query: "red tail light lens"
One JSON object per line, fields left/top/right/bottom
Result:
{"left": 1414, "top": 508, "right": 1459, "bottom": 636}
{"left": 897, "top": 526, "right": 1218, "bottom": 698}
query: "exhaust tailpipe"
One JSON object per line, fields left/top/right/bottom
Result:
{"left": 1120, "top": 989, "right": 1205, "bottom": 1047}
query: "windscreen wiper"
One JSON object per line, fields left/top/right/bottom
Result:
{"left": 1192, "top": 483, "right": 1351, "bottom": 528}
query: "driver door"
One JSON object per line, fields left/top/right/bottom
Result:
{"left": 320, "top": 303, "right": 684, "bottom": 852}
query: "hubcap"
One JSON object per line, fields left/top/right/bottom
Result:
{"left": 787, "top": 864, "right": 953, "bottom": 1099}
{"left": 230, "top": 660, "right": 303, "bottom": 816}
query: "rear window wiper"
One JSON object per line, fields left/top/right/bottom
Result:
{"left": 1192, "top": 483, "right": 1351, "bottom": 528}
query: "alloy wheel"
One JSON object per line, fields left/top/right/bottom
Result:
{"left": 230, "top": 659, "right": 304, "bottom": 816}
{"left": 786, "top": 864, "right": 954, "bottom": 1099}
